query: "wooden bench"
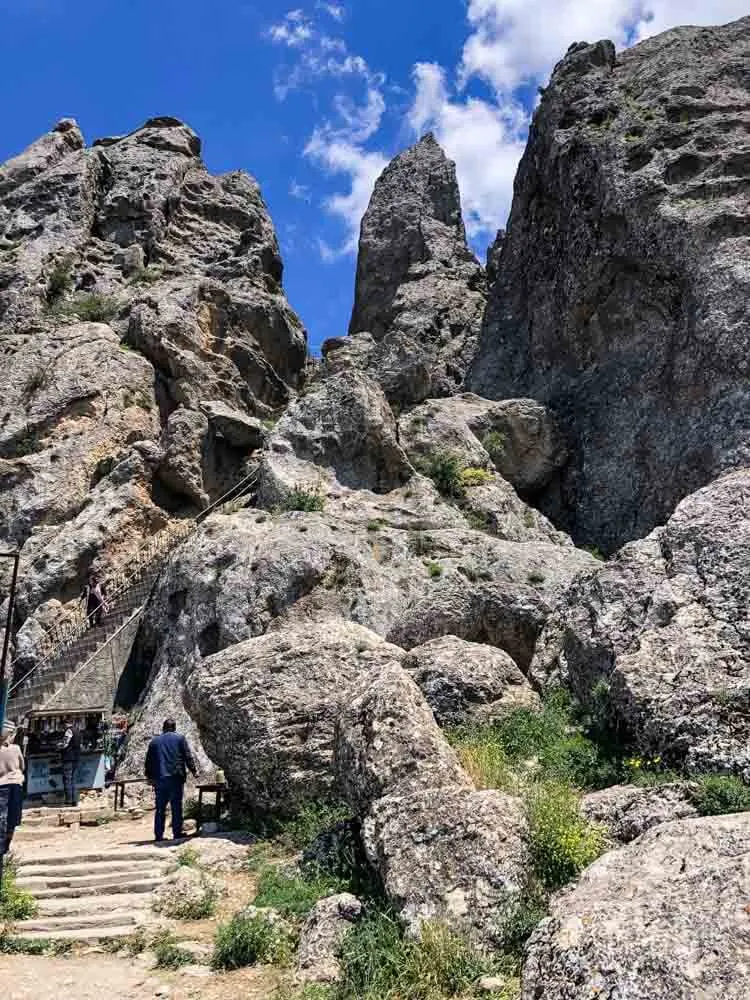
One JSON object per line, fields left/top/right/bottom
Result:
{"left": 195, "top": 781, "right": 228, "bottom": 831}
{"left": 107, "top": 777, "right": 143, "bottom": 811}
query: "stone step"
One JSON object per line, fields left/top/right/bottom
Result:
{"left": 19, "top": 850, "right": 169, "bottom": 868}
{"left": 19, "top": 859, "right": 164, "bottom": 880}
{"left": 37, "top": 891, "right": 155, "bottom": 917}
{"left": 18, "top": 868, "right": 164, "bottom": 891}
{"left": 14, "top": 826, "right": 69, "bottom": 842}
{"left": 18, "top": 910, "right": 143, "bottom": 934}
{"left": 9, "top": 924, "right": 143, "bottom": 942}
{"left": 27, "top": 876, "right": 163, "bottom": 900}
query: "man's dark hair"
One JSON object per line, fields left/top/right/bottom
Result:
{"left": 162, "top": 718, "right": 177, "bottom": 733}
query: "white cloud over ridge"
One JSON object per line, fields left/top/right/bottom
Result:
{"left": 267, "top": 1, "right": 748, "bottom": 257}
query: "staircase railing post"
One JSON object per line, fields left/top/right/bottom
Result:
{"left": 0, "top": 551, "right": 20, "bottom": 733}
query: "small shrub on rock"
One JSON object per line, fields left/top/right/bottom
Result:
{"left": 278, "top": 799, "right": 352, "bottom": 851}
{"left": 460, "top": 467, "right": 493, "bottom": 488}
{"left": 423, "top": 452, "right": 466, "bottom": 499}
{"left": 526, "top": 781, "right": 607, "bottom": 890}
{"left": 690, "top": 775, "right": 750, "bottom": 816}
{"left": 482, "top": 430, "right": 507, "bottom": 465}
{"left": 280, "top": 487, "right": 326, "bottom": 513}
{"left": 425, "top": 560, "right": 443, "bottom": 579}
{"left": 46, "top": 257, "right": 73, "bottom": 303}
{"left": 212, "top": 909, "right": 296, "bottom": 969}
{"left": 53, "top": 292, "right": 119, "bottom": 323}
{"left": 153, "top": 866, "right": 219, "bottom": 920}
{"left": 152, "top": 929, "right": 193, "bottom": 969}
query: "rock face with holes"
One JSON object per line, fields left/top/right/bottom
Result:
{"left": 335, "top": 665, "right": 529, "bottom": 945}
{"left": 330, "top": 133, "right": 486, "bottom": 407}
{"left": 0, "top": 116, "right": 305, "bottom": 674}
{"left": 580, "top": 782, "right": 698, "bottom": 844}
{"left": 522, "top": 813, "right": 750, "bottom": 999}
{"left": 471, "top": 17, "right": 750, "bottom": 553}
{"left": 532, "top": 471, "right": 750, "bottom": 776}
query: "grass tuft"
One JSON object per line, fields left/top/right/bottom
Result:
{"left": 690, "top": 775, "right": 750, "bottom": 816}
{"left": 526, "top": 781, "right": 607, "bottom": 891}
{"left": 212, "top": 911, "right": 296, "bottom": 970}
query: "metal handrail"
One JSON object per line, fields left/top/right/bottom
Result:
{"left": 8, "top": 469, "right": 259, "bottom": 699}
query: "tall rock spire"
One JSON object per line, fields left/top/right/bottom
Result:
{"left": 325, "top": 134, "right": 485, "bottom": 406}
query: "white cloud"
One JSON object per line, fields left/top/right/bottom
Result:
{"left": 289, "top": 180, "right": 311, "bottom": 201}
{"left": 305, "top": 132, "right": 388, "bottom": 256}
{"left": 634, "top": 1, "right": 749, "bottom": 40}
{"left": 459, "top": 1, "right": 748, "bottom": 94}
{"left": 268, "top": 9, "right": 315, "bottom": 49}
{"left": 409, "top": 63, "right": 526, "bottom": 239}
{"left": 333, "top": 87, "right": 386, "bottom": 142}
{"left": 316, "top": 1, "right": 346, "bottom": 21}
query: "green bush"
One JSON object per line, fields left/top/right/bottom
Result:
{"left": 0, "top": 858, "right": 38, "bottom": 921}
{"left": 253, "top": 864, "right": 344, "bottom": 919}
{"left": 335, "top": 911, "right": 507, "bottom": 1000}
{"left": 175, "top": 846, "right": 200, "bottom": 868}
{"left": 690, "top": 775, "right": 750, "bottom": 816}
{"left": 366, "top": 520, "right": 383, "bottom": 533}
{"left": 276, "top": 799, "right": 352, "bottom": 851}
{"left": 280, "top": 487, "right": 326, "bottom": 513}
{"left": 46, "top": 257, "right": 73, "bottom": 303}
{"left": 425, "top": 560, "right": 444, "bottom": 579}
{"left": 152, "top": 929, "right": 193, "bottom": 969}
{"left": 423, "top": 452, "right": 465, "bottom": 499}
{"left": 212, "top": 911, "right": 296, "bottom": 970}
{"left": 0, "top": 933, "right": 71, "bottom": 956}
{"left": 130, "top": 265, "right": 163, "bottom": 285}
{"left": 496, "top": 887, "right": 549, "bottom": 957}
{"left": 460, "top": 467, "right": 493, "bottom": 488}
{"left": 483, "top": 430, "right": 507, "bottom": 465}
{"left": 52, "top": 292, "right": 119, "bottom": 323}
{"left": 526, "top": 781, "right": 607, "bottom": 890}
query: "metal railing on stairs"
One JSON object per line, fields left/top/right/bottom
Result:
{"left": 7, "top": 469, "right": 259, "bottom": 718}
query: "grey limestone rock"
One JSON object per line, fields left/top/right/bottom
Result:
{"left": 0, "top": 116, "right": 305, "bottom": 657}
{"left": 532, "top": 470, "right": 750, "bottom": 775}
{"left": 522, "top": 813, "right": 750, "bottom": 999}
{"left": 345, "top": 134, "right": 486, "bottom": 405}
{"left": 186, "top": 620, "right": 405, "bottom": 814}
{"left": 296, "top": 893, "right": 364, "bottom": 983}
{"left": 335, "top": 665, "right": 529, "bottom": 945}
{"left": 471, "top": 17, "right": 750, "bottom": 553}
{"left": 403, "top": 635, "right": 540, "bottom": 727}
{"left": 580, "top": 782, "right": 698, "bottom": 844}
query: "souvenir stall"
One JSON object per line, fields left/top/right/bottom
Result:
{"left": 24, "top": 708, "right": 107, "bottom": 798}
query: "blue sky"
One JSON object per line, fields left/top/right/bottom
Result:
{"left": 1, "top": 1, "right": 746, "bottom": 353}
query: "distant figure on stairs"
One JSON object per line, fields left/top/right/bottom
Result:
{"left": 0, "top": 721, "right": 25, "bottom": 853}
{"left": 85, "top": 570, "right": 109, "bottom": 627}
{"left": 59, "top": 719, "right": 81, "bottom": 806}
{"left": 145, "top": 718, "right": 197, "bottom": 843}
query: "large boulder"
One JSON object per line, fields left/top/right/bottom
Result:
{"left": 580, "top": 783, "right": 698, "bottom": 844}
{"left": 532, "top": 471, "right": 750, "bottom": 775}
{"left": 522, "top": 813, "right": 750, "bottom": 999}
{"left": 186, "top": 621, "right": 405, "bottom": 814}
{"left": 297, "top": 893, "right": 364, "bottom": 984}
{"left": 470, "top": 18, "right": 750, "bottom": 552}
{"left": 0, "top": 116, "right": 306, "bottom": 662}
{"left": 399, "top": 394, "right": 568, "bottom": 495}
{"left": 335, "top": 666, "right": 529, "bottom": 945}
{"left": 403, "top": 635, "right": 539, "bottom": 727}
{"left": 342, "top": 134, "right": 486, "bottom": 405}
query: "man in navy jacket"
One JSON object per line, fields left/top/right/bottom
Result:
{"left": 145, "top": 718, "right": 197, "bottom": 841}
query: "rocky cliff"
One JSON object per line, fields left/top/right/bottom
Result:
{"left": 324, "top": 134, "right": 486, "bottom": 406}
{"left": 471, "top": 17, "right": 750, "bottom": 552}
{"left": 0, "top": 116, "right": 306, "bottom": 650}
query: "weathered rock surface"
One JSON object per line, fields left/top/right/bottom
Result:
{"left": 399, "top": 394, "right": 568, "bottom": 496}
{"left": 296, "top": 893, "right": 364, "bottom": 983}
{"left": 581, "top": 782, "right": 698, "bottom": 843}
{"left": 471, "top": 17, "right": 750, "bottom": 552}
{"left": 522, "top": 813, "right": 750, "bottom": 999}
{"left": 335, "top": 666, "right": 529, "bottom": 945}
{"left": 0, "top": 116, "right": 305, "bottom": 656}
{"left": 532, "top": 471, "right": 750, "bottom": 775}
{"left": 342, "top": 134, "right": 486, "bottom": 405}
{"left": 187, "top": 621, "right": 405, "bottom": 814}
{"left": 403, "top": 635, "right": 539, "bottom": 727}
{"left": 152, "top": 866, "right": 220, "bottom": 919}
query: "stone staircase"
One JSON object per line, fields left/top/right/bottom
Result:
{"left": 8, "top": 469, "right": 259, "bottom": 720}
{"left": 9, "top": 810, "right": 176, "bottom": 942}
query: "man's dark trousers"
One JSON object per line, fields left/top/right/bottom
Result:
{"left": 154, "top": 776, "right": 184, "bottom": 841}
{"left": 62, "top": 762, "right": 79, "bottom": 806}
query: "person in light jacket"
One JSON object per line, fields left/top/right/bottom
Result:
{"left": 0, "top": 721, "right": 25, "bottom": 854}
